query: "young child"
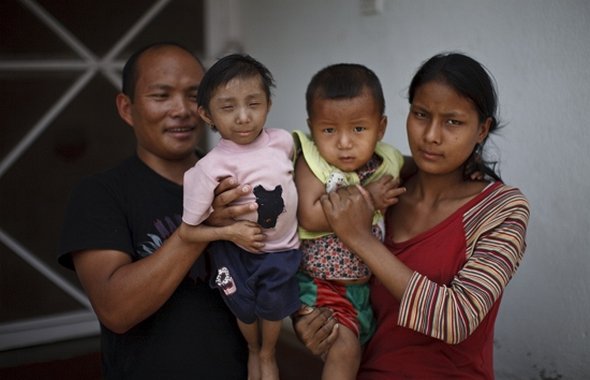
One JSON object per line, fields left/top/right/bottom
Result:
{"left": 182, "top": 54, "right": 301, "bottom": 380}
{"left": 294, "top": 63, "right": 404, "bottom": 380}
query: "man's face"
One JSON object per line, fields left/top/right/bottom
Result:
{"left": 123, "top": 46, "right": 205, "bottom": 165}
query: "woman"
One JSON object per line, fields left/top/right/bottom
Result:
{"left": 294, "top": 52, "right": 530, "bottom": 379}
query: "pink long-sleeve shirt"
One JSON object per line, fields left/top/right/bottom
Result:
{"left": 183, "top": 128, "right": 299, "bottom": 252}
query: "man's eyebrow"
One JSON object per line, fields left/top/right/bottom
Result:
{"left": 146, "top": 84, "right": 172, "bottom": 91}
{"left": 144, "top": 84, "right": 200, "bottom": 93}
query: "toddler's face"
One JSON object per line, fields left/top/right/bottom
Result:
{"left": 201, "top": 75, "right": 270, "bottom": 145}
{"left": 308, "top": 89, "right": 386, "bottom": 172}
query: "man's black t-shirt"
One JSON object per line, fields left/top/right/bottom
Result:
{"left": 59, "top": 155, "right": 247, "bottom": 379}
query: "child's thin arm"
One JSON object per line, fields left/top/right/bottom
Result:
{"left": 295, "top": 156, "right": 332, "bottom": 232}
{"left": 179, "top": 221, "right": 266, "bottom": 253}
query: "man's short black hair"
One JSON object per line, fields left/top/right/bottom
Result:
{"left": 121, "top": 42, "right": 202, "bottom": 102}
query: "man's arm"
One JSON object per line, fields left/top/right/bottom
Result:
{"left": 73, "top": 177, "right": 257, "bottom": 334}
{"left": 73, "top": 231, "right": 205, "bottom": 333}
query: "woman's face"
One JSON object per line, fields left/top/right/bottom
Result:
{"left": 406, "top": 80, "right": 490, "bottom": 176}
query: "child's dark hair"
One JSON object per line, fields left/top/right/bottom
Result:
{"left": 306, "top": 63, "right": 385, "bottom": 118}
{"left": 408, "top": 52, "right": 502, "bottom": 181}
{"left": 197, "top": 53, "right": 275, "bottom": 111}
{"left": 121, "top": 41, "right": 199, "bottom": 102}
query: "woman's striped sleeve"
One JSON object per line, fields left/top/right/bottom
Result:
{"left": 397, "top": 186, "right": 530, "bottom": 344}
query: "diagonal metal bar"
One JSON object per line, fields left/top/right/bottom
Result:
{"left": 0, "top": 1, "right": 175, "bottom": 349}
{"left": 19, "top": 0, "right": 98, "bottom": 63}
{"left": 1, "top": 0, "right": 171, "bottom": 306}
{"left": 102, "top": 0, "right": 172, "bottom": 62}
{"left": 98, "top": 0, "right": 173, "bottom": 88}
{"left": 0, "top": 228, "right": 92, "bottom": 309}
{"left": 0, "top": 69, "right": 96, "bottom": 179}
{"left": 100, "top": 66, "right": 122, "bottom": 89}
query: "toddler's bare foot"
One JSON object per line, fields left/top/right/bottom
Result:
{"left": 260, "top": 351, "right": 279, "bottom": 380}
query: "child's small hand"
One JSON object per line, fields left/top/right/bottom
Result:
{"left": 364, "top": 175, "right": 406, "bottom": 211}
{"left": 226, "top": 220, "right": 266, "bottom": 253}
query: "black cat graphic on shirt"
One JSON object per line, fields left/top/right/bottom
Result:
{"left": 253, "top": 184, "right": 285, "bottom": 228}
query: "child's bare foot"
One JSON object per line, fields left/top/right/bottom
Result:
{"left": 260, "top": 351, "right": 279, "bottom": 380}
{"left": 247, "top": 351, "right": 262, "bottom": 380}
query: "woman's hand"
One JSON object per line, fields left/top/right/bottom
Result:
{"left": 320, "top": 185, "right": 376, "bottom": 248}
{"left": 292, "top": 305, "right": 339, "bottom": 359}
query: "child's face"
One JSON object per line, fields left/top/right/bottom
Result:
{"left": 199, "top": 75, "right": 270, "bottom": 145}
{"left": 308, "top": 89, "right": 386, "bottom": 172}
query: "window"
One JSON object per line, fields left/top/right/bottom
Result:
{"left": 0, "top": 0, "right": 205, "bottom": 350}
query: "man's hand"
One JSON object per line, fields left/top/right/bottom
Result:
{"left": 207, "top": 177, "right": 258, "bottom": 226}
{"left": 292, "top": 305, "right": 339, "bottom": 360}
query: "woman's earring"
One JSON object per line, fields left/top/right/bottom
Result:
{"left": 464, "top": 143, "right": 483, "bottom": 180}
{"left": 474, "top": 143, "right": 482, "bottom": 162}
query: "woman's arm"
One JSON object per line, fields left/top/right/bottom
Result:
{"left": 396, "top": 189, "right": 529, "bottom": 343}
{"left": 321, "top": 185, "right": 530, "bottom": 344}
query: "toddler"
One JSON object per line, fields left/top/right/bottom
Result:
{"left": 294, "top": 63, "right": 403, "bottom": 380}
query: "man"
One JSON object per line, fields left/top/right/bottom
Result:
{"left": 59, "top": 43, "right": 260, "bottom": 379}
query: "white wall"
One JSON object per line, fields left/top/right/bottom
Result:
{"left": 207, "top": 1, "right": 590, "bottom": 378}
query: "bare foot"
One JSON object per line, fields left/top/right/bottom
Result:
{"left": 247, "top": 350, "right": 262, "bottom": 380}
{"left": 260, "top": 352, "right": 279, "bottom": 380}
